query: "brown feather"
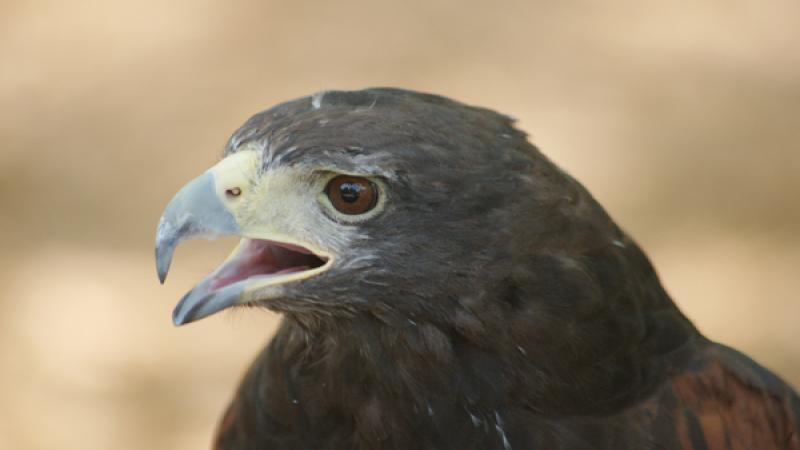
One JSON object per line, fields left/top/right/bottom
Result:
{"left": 667, "top": 344, "right": 800, "bottom": 449}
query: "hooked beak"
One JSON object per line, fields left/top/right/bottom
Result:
{"left": 155, "top": 172, "right": 240, "bottom": 284}
{"left": 155, "top": 162, "right": 332, "bottom": 326}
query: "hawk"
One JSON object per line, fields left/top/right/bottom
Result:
{"left": 156, "top": 88, "right": 799, "bottom": 449}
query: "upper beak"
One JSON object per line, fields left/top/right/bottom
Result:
{"left": 155, "top": 172, "right": 240, "bottom": 284}
{"left": 155, "top": 171, "right": 241, "bottom": 325}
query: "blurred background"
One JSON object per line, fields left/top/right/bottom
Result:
{"left": 1, "top": 0, "right": 798, "bottom": 448}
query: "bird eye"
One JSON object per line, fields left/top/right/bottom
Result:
{"left": 325, "top": 175, "right": 378, "bottom": 215}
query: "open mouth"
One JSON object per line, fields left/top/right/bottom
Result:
{"left": 170, "top": 238, "right": 332, "bottom": 325}
{"left": 154, "top": 156, "right": 337, "bottom": 326}
{"left": 209, "top": 239, "right": 329, "bottom": 291}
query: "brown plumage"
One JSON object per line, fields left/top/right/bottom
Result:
{"left": 212, "top": 330, "right": 800, "bottom": 450}
{"left": 156, "top": 88, "right": 799, "bottom": 449}
{"left": 668, "top": 346, "right": 799, "bottom": 449}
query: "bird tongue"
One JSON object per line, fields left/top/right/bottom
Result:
{"left": 209, "top": 239, "right": 324, "bottom": 291}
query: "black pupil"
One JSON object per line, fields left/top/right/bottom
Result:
{"left": 339, "top": 182, "right": 362, "bottom": 203}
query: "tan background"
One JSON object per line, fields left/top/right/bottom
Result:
{"left": 1, "top": 1, "right": 798, "bottom": 449}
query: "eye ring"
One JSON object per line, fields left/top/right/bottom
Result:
{"left": 225, "top": 187, "right": 242, "bottom": 198}
{"left": 325, "top": 175, "right": 378, "bottom": 215}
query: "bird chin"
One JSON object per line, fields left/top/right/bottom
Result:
{"left": 171, "top": 238, "right": 332, "bottom": 326}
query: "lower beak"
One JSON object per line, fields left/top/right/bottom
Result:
{"left": 170, "top": 241, "right": 250, "bottom": 325}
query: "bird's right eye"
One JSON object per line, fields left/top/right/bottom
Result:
{"left": 325, "top": 175, "right": 378, "bottom": 215}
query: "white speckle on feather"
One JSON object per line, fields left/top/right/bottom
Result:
{"left": 469, "top": 413, "right": 482, "bottom": 427}
{"left": 612, "top": 239, "right": 626, "bottom": 248}
{"left": 494, "top": 411, "right": 512, "bottom": 450}
{"left": 270, "top": 145, "right": 299, "bottom": 167}
{"left": 311, "top": 91, "right": 326, "bottom": 109}
{"left": 427, "top": 403, "right": 434, "bottom": 416}
{"left": 351, "top": 97, "right": 379, "bottom": 114}
{"left": 229, "top": 134, "right": 242, "bottom": 149}
{"left": 516, "top": 345, "right": 527, "bottom": 355}
{"left": 361, "top": 277, "right": 391, "bottom": 287}
{"left": 291, "top": 398, "right": 299, "bottom": 405}
{"left": 517, "top": 174, "right": 535, "bottom": 185}
{"left": 340, "top": 253, "right": 379, "bottom": 269}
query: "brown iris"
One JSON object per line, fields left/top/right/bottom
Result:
{"left": 325, "top": 175, "right": 378, "bottom": 215}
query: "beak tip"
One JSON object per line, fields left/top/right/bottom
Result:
{"left": 172, "top": 314, "right": 186, "bottom": 327}
{"left": 172, "top": 291, "right": 202, "bottom": 326}
{"left": 172, "top": 302, "right": 191, "bottom": 326}
{"left": 155, "top": 245, "right": 173, "bottom": 285}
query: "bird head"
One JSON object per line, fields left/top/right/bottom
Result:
{"left": 157, "top": 89, "right": 628, "bottom": 333}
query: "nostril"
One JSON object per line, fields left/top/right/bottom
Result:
{"left": 226, "top": 187, "right": 242, "bottom": 198}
